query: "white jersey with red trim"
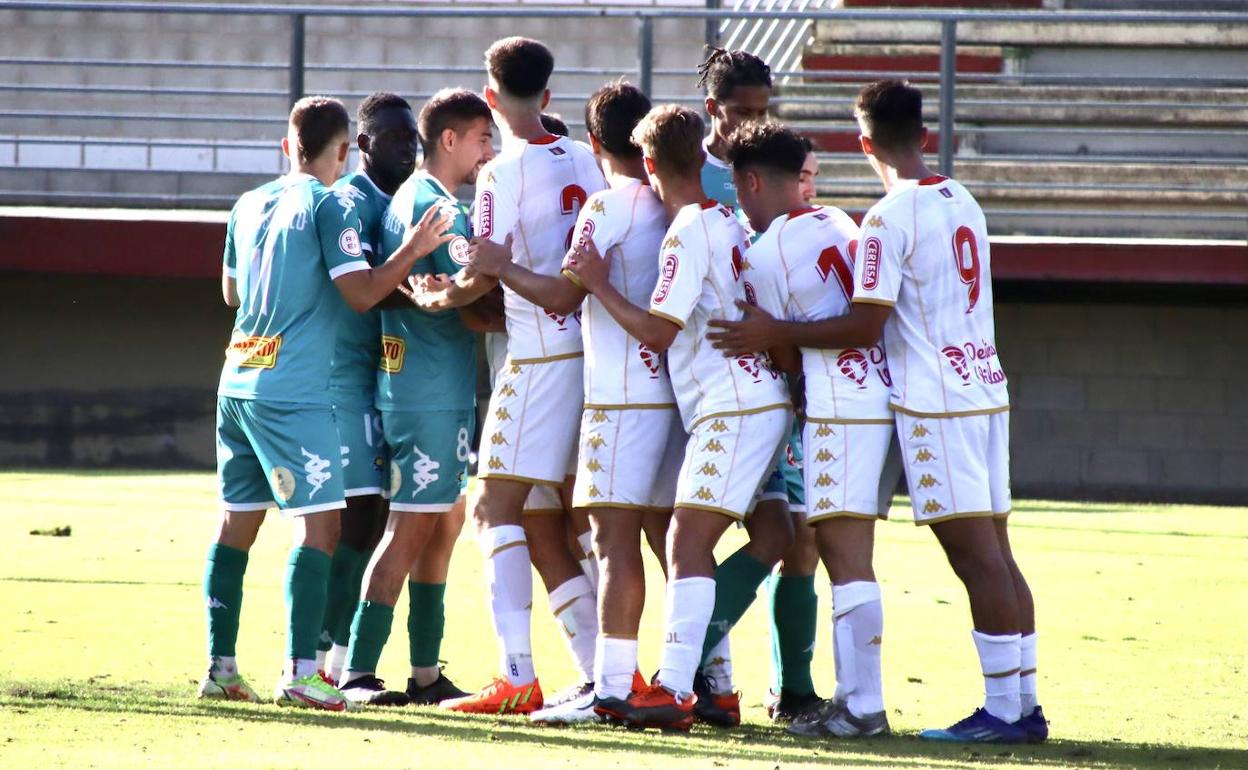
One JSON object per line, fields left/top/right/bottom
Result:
{"left": 474, "top": 134, "right": 606, "bottom": 361}
{"left": 744, "top": 205, "right": 892, "bottom": 421}
{"left": 566, "top": 178, "right": 675, "bottom": 407}
{"left": 852, "top": 176, "right": 1008, "bottom": 416}
{"left": 648, "top": 200, "right": 789, "bottom": 430}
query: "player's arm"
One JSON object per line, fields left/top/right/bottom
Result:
{"left": 708, "top": 299, "right": 891, "bottom": 355}
{"left": 333, "top": 204, "right": 456, "bottom": 312}
{"left": 565, "top": 237, "right": 678, "bottom": 352}
{"left": 221, "top": 209, "right": 240, "bottom": 308}
{"left": 469, "top": 235, "right": 586, "bottom": 315}
{"left": 222, "top": 273, "right": 239, "bottom": 308}
{"left": 404, "top": 268, "right": 499, "bottom": 312}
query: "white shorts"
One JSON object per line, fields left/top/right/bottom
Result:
{"left": 802, "top": 418, "right": 902, "bottom": 524}
{"left": 478, "top": 354, "right": 584, "bottom": 487}
{"left": 572, "top": 406, "right": 685, "bottom": 511}
{"left": 674, "top": 407, "right": 788, "bottom": 521}
{"left": 895, "top": 409, "right": 1012, "bottom": 525}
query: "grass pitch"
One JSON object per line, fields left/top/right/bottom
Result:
{"left": 0, "top": 471, "right": 1244, "bottom": 769}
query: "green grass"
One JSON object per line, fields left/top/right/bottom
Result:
{"left": 0, "top": 470, "right": 1245, "bottom": 769}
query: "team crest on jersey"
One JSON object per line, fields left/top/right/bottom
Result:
{"left": 652, "top": 254, "right": 679, "bottom": 304}
{"left": 735, "top": 353, "right": 762, "bottom": 381}
{"left": 548, "top": 146, "right": 566, "bottom": 156}
{"left": 545, "top": 309, "right": 570, "bottom": 330}
{"left": 477, "top": 191, "right": 495, "bottom": 238}
{"left": 572, "top": 219, "right": 596, "bottom": 252}
{"left": 638, "top": 344, "right": 662, "bottom": 379}
{"left": 449, "top": 236, "right": 471, "bottom": 265}
{"left": 866, "top": 215, "right": 886, "bottom": 229}
{"left": 836, "top": 349, "right": 869, "bottom": 388}
{"left": 339, "top": 227, "right": 363, "bottom": 258}
{"left": 941, "top": 345, "right": 972, "bottom": 383}
{"left": 861, "top": 237, "right": 882, "bottom": 289}
{"left": 939, "top": 187, "right": 954, "bottom": 199}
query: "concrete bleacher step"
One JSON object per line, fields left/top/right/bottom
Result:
{"left": 813, "top": 18, "right": 1248, "bottom": 48}
{"left": 0, "top": 166, "right": 268, "bottom": 208}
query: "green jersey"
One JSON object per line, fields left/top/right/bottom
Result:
{"left": 218, "top": 173, "right": 368, "bottom": 405}
{"left": 376, "top": 170, "right": 476, "bottom": 412}
{"left": 701, "top": 137, "right": 738, "bottom": 212}
{"left": 329, "top": 169, "right": 390, "bottom": 411}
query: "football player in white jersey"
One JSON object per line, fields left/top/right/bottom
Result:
{"left": 471, "top": 82, "right": 676, "bottom": 725}
{"left": 720, "top": 121, "right": 903, "bottom": 738}
{"left": 707, "top": 80, "right": 1044, "bottom": 745}
{"left": 440, "top": 37, "right": 607, "bottom": 717}
{"left": 566, "top": 105, "right": 789, "bottom": 732}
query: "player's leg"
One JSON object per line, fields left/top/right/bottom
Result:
{"left": 525, "top": 505, "right": 598, "bottom": 699}
{"left": 404, "top": 494, "right": 470, "bottom": 704}
{"left": 588, "top": 507, "right": 646, "bottom": 703}
{"left": 767, "top": 508, "right": 821, "bottom": 722}
{"left": 565, "top": 499, "right": 599, "bottom": 592}
{"left": 901, "top": 413, "right": 1027, "bottom": 743}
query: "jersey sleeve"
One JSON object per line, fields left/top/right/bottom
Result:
{"left": 429, "top": 202, "right": 473, "bottom": 277}
{"left": 316, "top": 191, "right": 370, "bottom": 280}
{"left": 853, "top": 207, "right": 904, "bottom": 306}
{"left": 474, "top": 162, "right": 519, "bottom": 247}
{"left": 648, "top": 221, "right": 706, "bottom": 329}
{"left": 222, "top": 205, "right": 238, "bottom": 278}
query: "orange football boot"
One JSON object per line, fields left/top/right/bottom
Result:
{"left": 438, "top": 677, "right": 543, "bottom": 715}
{"left": 620, "top": 682, "right": 696, "bottom": 732}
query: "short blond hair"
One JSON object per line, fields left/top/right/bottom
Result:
{"left": 630, "top": 104, "right": 705, "bottom": 178}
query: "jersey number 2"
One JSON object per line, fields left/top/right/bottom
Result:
{"left": 561, "top": 184, "right": 588, "bottom": 250}
{"left": 952, "top": 225, "right": 980, "bottom": 313}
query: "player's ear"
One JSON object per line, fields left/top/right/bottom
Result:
{"left": 441, "top": 127, "right": 457, "bottom": 156}
{"left": 483, "top": 85, "right": 499, "bottom": 110}
{"left": 280, "top": 135, "right": 292, "bottom": 161}
{"left": 858, "top": 134, "right": 874, "bottom": 158}
{"left": 540, "top": 89, "right": 551, "bottom": 110}
{"left": 337, "top": 140, "right": 349, "bottom": 164}
{"left": 587, "top": 132, "right": 602, "bottom": 154}
{"left": 705, "top": 97, "right": 719, "bottom": 119}
{"left": 356, "top": 132, "right": 370, "bottom": 155}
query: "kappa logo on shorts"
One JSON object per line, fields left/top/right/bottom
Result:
{"left": 495, "top": 407, "right": 513, "bottom": 422}
{"left": 815, "top": 473, "right": 835, "bottom": 488}
{"left": 588, "top": 484, "right": 603, "bottom": 499}
{"left": 702, "top": 439, "right": 725, "bottom": 454}
{"left": 228, "top": 334, "right": 282, "bottom": 369}
{"left": 914, "top": 448, "right": 937, "bottom": 463}
{"left": 410, "top": 446, "right": 440, "bottom": 495}
{"left": 585, "top": 458, "right": 604, "bottom": 473}
{"left": 590, "top": 410, "right": 609, "bottom": 424}
{"left": 707, "top": 419, "right": 729, "bottom": 433}
{"left": 339, "top": 227, "right": 363, "bottom": 258}
{"left": 911, "top": 424, "right": 931, "bottom": 439}
{"left": 509, "top": 363, "right": 522, "bottom": 375}
{"left": 487, "top": 457, "right": 506, "bottom": 470}
{"left": 652, "top": 254, "right": 679, "bottom": 304}
{"left": 449, "top": 236, "right": 471, "bottom": 266}
{"left": 380, "top": 335, "right": 406, "bottom": 373}
{"left": 500, "top": 384, "right": 517, "bottom": 397}
{"left": 815, "top": 425, "right": 834, "bottom": 438}
{"left": 815, "top": 448, "right": 837, "bottom": 463}
{"left": 697, "top": 462, "right": 720, "bottom": 477}
{"left": 862, "top": 237, "right": 882, "bottom": 290}
{"left": 490, "top": 432, "right": 509, "bottom": 446}
{"left": 917, "top": 473, "right": 942, "bottom": 489}
{"left": 923, "top": 499, "right": 947, "bottom": 515}
{"left": 271, "top": 466, "right": 296, "bottom": 503}
{"left": 587, "top": 435, "right": 606, "bottom": 450}
{"left": 300, "top": 448, "right": 332, "bottom": 498}
{"left": 814, "top": 498, "right": 834, "bottom": 512}
{"left": 692, "top": 487, "right": 717, "bottom": 502}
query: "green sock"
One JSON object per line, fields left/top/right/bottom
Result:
{"left": 770, "top": 574, "right": 818, "bottom": 696}
{"left": 700, "top": 548, "right": 772, "bottom": 661}
{"left": 333, "top": 547, "right": 373, "bottom": 647}
{"left": 408, "top": 581, "right": 447, "bottom": 668}
{"left": 345, "top": 600, "right": 395, "bottom": 675}
{"left": 284, "top": 546, "right": 332, "bottom": 663}
{"left": 205, "top": 543, "right": 248, "bottom": 658}
{"left": 319, "top": 544, "right": 365, "bottom": 652}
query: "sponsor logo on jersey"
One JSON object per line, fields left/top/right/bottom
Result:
{"left": 868, "top": 344, "right": 893, "bottom": 387}
{"left": 271, "top": 466, "right": 296, "bottom": 502}
{"left": 228, "top": 334, "right": 282, "bottom": 369}
{"left": 862, "top": 237, "right": 882, "bottom": 289}
{"left": 478, "top": 191, "right": 495, "bottom": 238}
{"left": 652, "top": 254, "right": 679, "bottom": 304}
{"left": 380, "top": 335, "right": 406, "bottom": 373}
{"left": 837, "top": 349, "right": 869, "bottom": 388}
{"left": 339, "top": 227, "right": 362, "bottom": 257}
{"left": 941, "top": 345, "right": 971, "bottom": 383}
{"left": 743, "top": 281, "right": 757, "bottom": 306}
{"left": 448, "top": 236, "right": 471, "bottom": 265}
{"left": 572, "top": 218, "right": 596, "bottom": 252}
{"left": 736, "top": 353, "right": 763, "bottom": 381}
{"left": 638, "top": 343, "right": 662, "bottom": 379}
{"left": 545, "top": 309, "right": 570, "bottom": 331}
{"left": 866, "top": 215, "right": 886, "bottom": 229}
{"left": 945, "top": 340, "right": 1006, "bottom": 386}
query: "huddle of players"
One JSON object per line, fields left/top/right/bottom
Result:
{"left": 199, "top": 34, "right": 1047, "bottom": 745}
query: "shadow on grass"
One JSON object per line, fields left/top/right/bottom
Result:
{"left": 2, "top": 684, "right": 1240, "bottom": 770}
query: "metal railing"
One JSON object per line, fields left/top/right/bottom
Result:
{"left": 1, "top": 1, "right": 1246, "bottom": 237}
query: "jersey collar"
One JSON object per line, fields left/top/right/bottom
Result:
{"left": 353, "top": 166, "right": 394, "bottom": 201}
{"left": 416, "top": 169, "right": 456, "bottom": 200}
{"left": 530, "top": 134, "right": 561, "bottom": 146}
{"left": 702, "top": 136, "right": 730, "bottom": 170}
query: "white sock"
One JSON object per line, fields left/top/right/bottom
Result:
{"left": 1020, "top": 632, "right": 1038, "bottom": 713}
{"left": 291, "top": 658, "right": 319, "bottom": 679}
{"left": 657, "top": 576, "right": 716, "bottom": 696}
{"left": 972, "top": 629, "right": 1022, "bottom": 723}
{"left": 481, "top": 525, "right": 535, "bottom": 685}
{"left": 595, "top": 635, "right": 638, "bottom": 700}
{"left": 315, "top": 649, "right": 327, "bottom": 670}
{"left": 576, "top": 531, "right": 600, "bottom": 593}
{"left": 832, "top": 581, "right": 885, "bottom": 716}
{"left": 326, "top": 643, "right": 348, "bottom": 685}
{"left": 549, "top": 575, "right": 598, "bottom": 683}
{"left": 209, "top": 655, "right": 237, "bottom": 678}
{"left": 701, "top": 635, "right": 734, "bottom": 694}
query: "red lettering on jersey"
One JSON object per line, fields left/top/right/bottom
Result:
{"left": 478, "top": 191, "right": 494, "bottom": 239}
{"left": 868, "top": 344, "right": 892, "bottom": 387}
{"left": 816, "top": 244, "right": 855, "bottom": 302}
{"left": 560, "top": 184, "right": 589, "bottom": 249}
{"left": 731, "top": 246, "right": 744, "bottom": 281}
{"left": 862, "top": 237, "right": 882, "bottom": 289}
{"left": 653, "top": 254, "right": 678, "bottom": 304}
{"left": 952, "top": 226, "right": 981, "bottom": 313}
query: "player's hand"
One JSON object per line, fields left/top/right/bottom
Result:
{"left": 467, "top": 234, "right": 514, "bottom": 278}
{"left": 707, "top": 300, "right": 781, "bottom": 356}
{"left": 405, "top": 272, "right": 455, "bottom": 311}
{"left": 565, "top": 237, "right": 610, "bottom": 293}
{"left": 401, "top": 204, "right": 457, "bottom": 260}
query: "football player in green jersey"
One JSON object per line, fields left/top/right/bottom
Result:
{"left": 200, "top": 96, "right": 456, "bottom": 711}
{"left": 338, "top": 88, "right": 500, "bottom": 707}
{"left": 318, "top": 92, "right": 420, "bottom": 685}
{"left": 697, "top": 47, "right": 772, "bottom": 214}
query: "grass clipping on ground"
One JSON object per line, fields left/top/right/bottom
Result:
{"left": 0, "top": 471, "right": 1245, "bottom": 770}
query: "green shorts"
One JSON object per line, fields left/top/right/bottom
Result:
{"left": 758, "top": 423, "right": 806, "bottom": 513}
{"left": 216, "top": 396, "right": 346, "bottom": 516}
{"left": 383, "top": 408, "right": 475, "bottom": 513}
{"left": 334, "top": 404, "right": 388, "bottom": 498}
